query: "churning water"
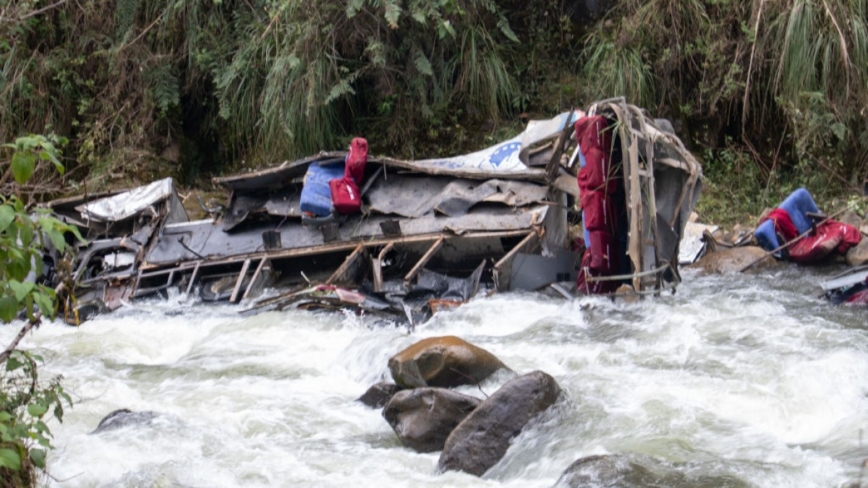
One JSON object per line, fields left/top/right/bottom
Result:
{"left": 4, "top": 265, "right": 868, "bottom": 488}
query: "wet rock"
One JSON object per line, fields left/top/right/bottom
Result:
{"left": 388, "top": 336, "right": 507, "bottom": 389}
{"left": 358, "top": 382, "right": 402, "bottom": 409}
{"left": 383, "top": 387, "right": 482, "bottom": 453}
{"left": 690, "top": 245, "right": 781, "bottom": 274}
{"left": 438, "top": 370, "right": 561, "bottom": 476}
{"left": 846, "top": 238, "right": 868, "bottom": 266}
{"left": 554, "top": 454, "right": 653, "bottom": 487}
{"left": 554, "top": 454, "right": 753, "bottom": 488}
{"left": 92, "top": 408, "right": 160, "bottom": 434}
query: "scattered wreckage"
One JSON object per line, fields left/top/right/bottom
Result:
{"left": 41, "top": 98, "right": 702, "bottom": 325}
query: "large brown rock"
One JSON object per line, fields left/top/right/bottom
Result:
{"left": 388, "top": 336, "right": 507, "bottom": 388}
{"left": 383, "top": 387, "right": 481, "bottom": 453}
{"left": 690, "top": 245, "right": 781, "bottom": 274}
{"left": 357, "top": 382, "right": 402, "bottom": 409}
{"left": 846, "top": 238, "right": 868, "bottom": 266}
{"left": 437, "top": 370, "right": 561, "bottom": 476}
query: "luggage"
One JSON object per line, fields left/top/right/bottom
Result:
{"left": 300, "top": 137, "right": 368, "bottom": 218}
{"left": 345, "top": 137, "right": 368, "bottom": 184}
{"left": 300, "top": 162, "right": 345, "bottom": 217}
{"left": 330, "top": 177, "right": 362, "bottom": 215}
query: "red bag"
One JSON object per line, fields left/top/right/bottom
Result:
{"left": 330, "top": 177, "right": 361, "bottom": 214}
{"left": 345, "top": 137, "right": 368, "bottom": 185}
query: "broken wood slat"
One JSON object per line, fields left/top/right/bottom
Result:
{"left": 229, "top": 259, "right": 252, "bottom": 303}
{"left": 492, "top": 231, "right": 540, "bottom": 291}
{"left": 404, "top": 237, "right": 445, "bottom": 287}
{"left": 327, "top": 244, "right": 369, "bottom": 286}
{"left": 242, "top": 258, "right": 270, "bottom": 300}
{"left": 185, "top": 261, "right": 201, "bottom": 295}
{"left": 131, "top": 268, "right": 143, "bottom": 298}
{"left": 372, "top": 242, "right": 395, "bottom": 292}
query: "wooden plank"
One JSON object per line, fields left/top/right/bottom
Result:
{"left": 185, "top": 261, "right": 201, "bottom": 295}
{"left": 404, "top": 237, "right": 444, "bottom": 287}
{"left": 492, "top": 231, "right": 539, "bottom": 291}
{"left": 372, "top": 242, "right": 395, "bottom": 292}
{"left": 242, "top": 258, "right": 269, "bottom": 300}
{"left": 229, "top": 259, "right": 252, "bottom": 303}
{"left": 327, "top": 244, "right": 369, "bottom": 286}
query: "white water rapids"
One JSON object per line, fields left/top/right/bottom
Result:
{"left": 4, "top": 266, "right": 868, "bottom": 488}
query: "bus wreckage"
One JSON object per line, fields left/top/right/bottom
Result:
{"left": 42, "top": 99, "right": 702, "bottom": 325}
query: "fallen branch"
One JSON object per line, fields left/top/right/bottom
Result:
{"left": 0, "top": 284, "right": 65, "bottom": 364}
{"left": 0, "top": 317, "right": 41, "bottom": 365}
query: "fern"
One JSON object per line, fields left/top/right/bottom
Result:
{"left": 146, "top": 64, "right": 180, "bottom": 115}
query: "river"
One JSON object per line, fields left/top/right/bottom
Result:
{"left": 3, "top": 265, "right": 867, "bottom": 488}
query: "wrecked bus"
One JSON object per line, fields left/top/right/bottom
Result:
{"left": 41, "top": 98, "right": 701, "bottom": 325}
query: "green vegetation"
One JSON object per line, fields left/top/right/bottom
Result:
{"left": 1, "top": 0, "right": 867, "bottom": 224}
{"left": 0, "top": 136, "right": 80, "bottom": 487}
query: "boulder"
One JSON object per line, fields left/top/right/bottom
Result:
{"left": 383, "top": 387, "right": 482, "bottom": 453}
{"left": 357, "top": 382, "right": 402, "bottom": 409}
{"left": 690, "top": 245, "right": 781, "bottom": 274}
{"left": 437, "top": 370, "right": 561, "bottom": 476}
{"left": 554, "top": 454, "right": 652, "bottom": 487}
{"left": 846, "top": 238, "right": 868, "bottom": 266}
{"left": 388, "top": 336, "right": 506, "bottom": 389}
{"left": 554, "top": 454, "right": 753, "bottom": 488}
{"left": 91, "top": 408, "right": 160, "bottom": 434}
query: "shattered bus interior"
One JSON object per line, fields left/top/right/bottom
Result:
{"left": 43, "top": 98, "right": 701, "bottom": 325}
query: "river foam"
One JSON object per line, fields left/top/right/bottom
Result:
{"left": 1, "top": 265, "right": 865, "bottom": 487}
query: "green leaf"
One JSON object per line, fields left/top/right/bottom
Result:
{"left": 18, "top": 219, "right": 33, "bottom": 246}
{"left": 33, "top": 292, "right": 54, "bottom": 319}
{"left": 0, "top": 412, "right": 13, "bottom": 422}
{"left": 0, "top": 204, "right": 14, "bottom": 232}
{"left": 413, "top": 50, "right": 433, "bottom": 76}
{"left": 346, "top": 0, "right": 363, "bottom": 17}
{"left": 0, "top": 296, "right": 19, "bottom": 323}
{"left": 10, "top": 152, "right": 35, "bottom": 185}
{"left": 8, "top": 280, "right": 33, "bottom": 302}
{"left": 30, "top": 448, "right": 46, "bottom": 469}
{"left": 44, "top": 227, "right": 66, "bottom": 251}
{"left": 6, "top": 354, "right": 22, "bottom": 371}
{"left": 0, "top": 448, "right": 21, "bottom": 471}
{"left": 497, "top": 17, "right": 519, "bottom": 43}
{"left": 27, "top": 402, "right": 48, "bottom": 417}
